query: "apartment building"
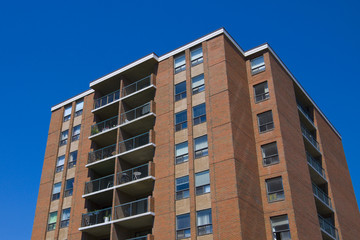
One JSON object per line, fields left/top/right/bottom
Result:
{"left": 31, "top": 28, "right": 360, "bottom": 240}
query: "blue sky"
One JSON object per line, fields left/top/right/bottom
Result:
{"left": 0, "top": 0, "right": 359, "bottom": 238}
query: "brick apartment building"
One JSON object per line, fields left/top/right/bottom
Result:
{"left": 31, "top": 28, "right": 360, "bottom": 240}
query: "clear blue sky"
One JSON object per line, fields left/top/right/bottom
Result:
{"left": 0, "top": 0, "right": 359, "bottom": 238}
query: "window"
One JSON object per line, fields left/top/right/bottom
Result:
{"left": 266, "top": 177, "right": 285, "bottom": 202}
{"left": 270, "top": 215, "right": 291, "bottom": 240}
{"left": 176, "top": 213, "right": 190, "bottom": 239}
{"left": 56, "top": 155, "right": 65, "bottom": 173}
{"left": 68, "top": 151, "right": 77, "bottom": 168}
{"left": 193, "top": 103, "right": 206, "bottom": 125}
{"left": 71, "top": 125, "right": 81, "bottom": 141}
{"left": 174, "top": 53, "right": 186, "bottom": 74}
{"left": 254, "top": 81, "right": 269, "bottom": 102}
{"left": 197, "top": 209, "right": 212, "bottom": 236}
{"left": 251, "top": 56, "right": 265, "bottom": 74}
{"left": 175, "top": 110, "right": 187, "bottom": 131}
{"left": 175, "top": 142, "right": 189, "bottom": 164}
{"left": 261, "top": 142, "right": 279, "bottom": 166}
{"left": 192, "top": 74, "right": 205, "bottom": 94}
{"left": 52, "top": 182, "right": 61, "bottom": 201}
{"left": 195, "top": 170, "right": 210, "bottom": 195}
{"left": 257, "top": 111, "right": 274, "bottom": 133}
{"left": 60, "top": 130, "right": 68, "bottom": 146}
{"left": 176, "top": 176, "right": 189, "bottom": 200}
{"left": 63, "top": 105, "right": 72, "bottom": 122}
{"left": 47, "top": 211, "right": 57, "bottom": 231}
{"left": 191, "top": 46, "right": 203, "bottom": 66}
{"left": 194, "top": 135, "right": 208, "bottom": 159}
{"left": 60, "top": 208, "right": 71, "bottom": 228}
{"left": 175, "top": 81, "right": 187, "bottom": 101}
{"left": 64, "top": 178, "right": 74, "bottom": 197}
{"left": 75, "top": 99, "right": 84, "bottom": 116}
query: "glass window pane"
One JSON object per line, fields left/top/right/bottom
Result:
{"left": 175, "top": 82, "right": 186, "bottom": 94}
{"left": 49, "top": 212, "right": 58, "bottom": 224}
{"left": 258, "top": 111, "right": 273, "bottom": 125}
{"left": 176, "top": 176, "right": 189, "bottom": 191}
{"left": 75, "top": 100, "right": 83, "bottom": 111}
{"left": 267, "top": 177, "right": 283, "bottom": 192}
{"left": 64, "top": 105, "right": 72, "bottom": 116}
{"left": 57, "top": 155, "right": 65, "bottom": 166}
{"left": 197, "top": 209, "right": 212, "bottom": 226}
{"left": 53, "top": 182, "right": 61, "bottom": 194}
{"left": 72, "top": 125, "right": 81, "bottom": 135}
{"left": 194, "top": 135, "right": 208, "bottom": 151}
{"left": 195, "top": 171, "right": 210, "bottom": 187}
{"left": 175, "top": 111, "right": 187, "bottom": 124}
{"left": 69, "top": 151, "right": 77, "bottom": 162}
{"left": 251, "top": 56, "right": 265, "bottom": 69}
{"left": 61, "top": 208, "right": 71, "bottom": 221}
{"left": 66, "top": 178, "right": 74, "bottom": 190}
{"left": 262, "top": 142, "right": 278, "bottom": 157}
{"left": 193, "top": 104, "right": 206, "bottom": 118}
{"left": 192, "top": 74, "right": 204, "bottom": 89}
{"left": 174, "top": 54, "right": 186, "bottom": 68}
{"left": 177, "top": 214, "right": 190, "bottom": 230}
{"left": 191, "top": 47, "right": 203, "bottom": 60}
{"left": 61, "top": 130, "right": 68, "bottom": 140}
{"left": 176, "top": 142, "right": 188, "bottom": 156}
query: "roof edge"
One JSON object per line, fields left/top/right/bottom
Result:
{"left": 51, "top": 89, "right": 94, "bottom": 112}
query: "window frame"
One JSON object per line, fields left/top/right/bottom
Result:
{"left": 194, "top": 135, "right": 208, "bottom": 159}
{"left": 47, "top": 211, "right": 58, "bottom": 231}
{"left": 64, "top": 178, "right": 74, "bottom": 197}
{"left": 52, "top": 182, "right": 61, "bottom": 201}
{"left": 174, "top": 53, "right": 186, "bottom": 74}
{"left": 253, "top": 81, "right": 270, "bottom": 103}
{"left": 63, "top": 105, "right": 72, "bottom": 122}
{"left": 257, "top": 110, "right": 274, "bottom": 133}
{"left": 56, "top": 155, "right": 65, "bottom": 173}
{"left": 195, "top": 170, "right": 210, "bottom": 195}
{"left": 196, "top": 209, "right": 213, "bottom": 236}
{"left": 175, "top": 141, "right": 189, "bottom": 164}
{"left": 251, "top": 55, "right": 266, "bottom": 75}
{"left": 175, "top": 110, "right": 188, "bottom": 132}
{"left": 176, "top": 213, "right": 191, "bottom": 239}
{"left": 193, "top": 103, "right": 206, "bottom": 125}
{"left": 175, "top": 81, "right": 187, "bottom": 101}
{"left": 270, "top": 215, "right": 291, "bottom": 240}
{"left": 191, "top": 74, "right": 205, "bottom": 95}
{"left": 190, "top": 46, "right": 203, "bottom": 67}
{"left": 71, "top": 125, "right": 81, "bottom": 142}
{"left": 60, "top": 208, "right": 71, "bottom": 228}
{"left": 68, "top": 151, "right": 77, "bottom": 168}
{"left": 60, "top": 130, "right": 68, "bottom": 146}
{"left": 261, "top": 142, "right": 279, "bottom": 166}
{"left": 175, "top": 176, "right": 189, "bottom": 200}
{"left": 75, "top": 99, "right": 84, "bottom": 117}
{"left": 266, "top": 177, "right": 285, "bottom": 203}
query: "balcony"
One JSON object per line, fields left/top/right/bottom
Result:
{"left": 297, "top": 103, "right": 316, "bottom": 130}
{"left": 312, "top": 183, "right": 333, "bottom": 214}
{"left": 117, "top": 162, "right": 155, "bottom": 196}
{"left": 301, "top": 125, "right": 321, "bottom": 156}
{"left": 92, "top": 90, "right": 120, "bottom": 118}
{"left": 113, "top": 197, "right": 154, "bottom": 229}
{"left": 79, "top": 207, "right": 112, "bottom": 236}
{"left": 120, "top": 102, "right": 156, "bottom": 135}
{"left": 87, "top": 144, "right": 117, "bottom": 175}
{"left": 127, "top": 235, "right": 153, "bottom": 240}
{"left": 90, "top": 116, "right": 119, "bottom": 145}
{"left": 307, "top": 153, "right": 327, "bottom": 185}
{"left": 118, "top": 131, "right": 155, "bottom": 164}
{"left": 121, "top": 75, "right": 156, "bottom": 106}
{"left": 318, "top": 215, "right": 339, "bottom": 240}
{"left": 83, "top": 174, "right": 114, "bottom": 205}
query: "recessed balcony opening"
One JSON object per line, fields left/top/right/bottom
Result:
{"left": 92, "top": 90, "right": 121, "bottom": 119}
{"left": 80, "top": 204, "right": 113, "bottom": 236}
{"left": 307, "top": 152, "right": 327, "bottom": 185}
{"left": 90, "top": 115, "right": 119, "bottom": 145}
{"left": 112, "top": 225, "right": 153, "bottom": 240}
{"left": 312, "top": 183, "right": 333, "bottom": 214}
{"left": 120, "top": 101, "right": 156, "bottom": 135}
{"left": 318, "top": 214, "right": 339, "bottom": 240}
{"left": 121, "top": 75, "right": 156, "bottom": 107}
{"left": 301, "top": 124, "right": 321, "bottom": 156}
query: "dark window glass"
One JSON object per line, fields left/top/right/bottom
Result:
{"left": 261, "top": 142, "right": 279, "bottom": 166}
{"left": 257, "top": 111, "right": 274, "bottom": 133}
{"left": 175, "top": 110, "right": 187, "bottom": 131}
{"left": 175, "top": 81, "right": 187, "bottom": 101}
{"left": 266, "top": 177, "right": 285, "bottom": 202}
{"left": 193, "top": 103, "right": 206, "bottom": 125}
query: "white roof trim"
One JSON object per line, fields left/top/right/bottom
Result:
{"left": 51, "top": 28, "right": 341, "bottom": 138}
{"left": 51, "top": 89, "right": 94, "bottom": 112}
{"left": 158, "top": 28, "right": 227, "bottom": 61}
{"left": 89, "top": 53, "right": 159, "bottom": 87}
